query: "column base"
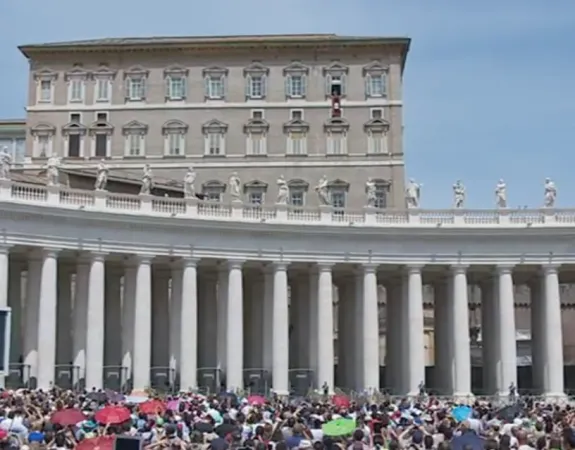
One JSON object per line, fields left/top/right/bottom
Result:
{"left": 451, "top": 392, "right": 474, "bottom": 403}
{"left": 541, "top": 393, "right": 568, "bottom": 403}
{"left": 272, "top": 389, "right": 290, "bottom": 397}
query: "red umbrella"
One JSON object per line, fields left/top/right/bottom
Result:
{"left": 95, "top": 406, "right": 131, "bottom": 425}
{"left": 247, "top": 395, "right": 266, "bottom": 406}
{"left": 76, "top": 436, "right": 115, "bottom": 450}
{"left": 139, "top": 399, "right": 166, "bottom": 415}
{"left": 332, "top": 395, "right": 350, "bottom": 409}
{"left": 51, "top": 408, "right": 86, "bottom": 426}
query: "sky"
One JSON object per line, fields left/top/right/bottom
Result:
{"left": 1, "top": 1, "right": 574, "bottom": 209}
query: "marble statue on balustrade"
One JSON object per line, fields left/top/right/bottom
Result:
{"left": 453, "top": 180, "right": 466, "bottom": 208}
{"left": 365, "top": 178, "right": 377, "bottom": 207}
{"left": 495, "top": 179, "right": 507, "bottom": 208}
{"left": 544, "top": 178, "right": 557, "bottom": 208}
{"left": 315, "top": 175, "right": 331, "bottom": 206}
{"left": 229, "top": 172, "right": 241, "bottom": 202}
{"left": 45, "top": 155, "right": 61, "bottom": 186}
{"left": 94, "top": 160, "right": 109, "bottom": 191}
{"left": 140, "top": 164, "right": 153, "bottom": 195}
{"left": 276, "top": 175, "right": 288, "bottom": 205}
{"left": 0, "top": 146, "right": 11, "bottom": 180}
{"left": 405, "top": 178, "right": 421, "bottom": 208}
{"left": 184, "top": 166, "right": 196, "bottom": 198}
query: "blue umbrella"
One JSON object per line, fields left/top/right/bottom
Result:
{"left": 452, "top": 405, "right": 473, "bottom": 423}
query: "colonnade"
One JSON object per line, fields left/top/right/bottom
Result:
{"left": 3, "top": 247, "right": 566, "bottom": 397}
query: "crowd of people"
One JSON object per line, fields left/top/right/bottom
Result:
{"left": 0, "top": 387, "right": 573, "bottom": 450}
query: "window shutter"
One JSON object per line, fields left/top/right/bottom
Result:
{"left": 285, "top": 75, "right": 291, "bottom": 97}
{"left": 365, "top": 74, "right": 371, "bottom": 97}
{"left": 204, "top": 77, "right": 210, "bottom": 98}
{"left": 181, "top": 77, "right": 187, "bottom": 99}
{"left": 301, "top": 74, "right": 307, "bottom": 97}
{"left": 223, "top": 76, "right": 228, "bottom": 99}
{"left": 141, "top": 78, "right": 147, "bottom": 99}
{"left": 261, "top": 74, "right": 267, "bottom": 98}
{"left": 165, "top": 76, "right": 171, "bottom": 98}
{"left": 325, "top": 74, "right": 332, "bottom": 96}
{"left": 245, "top": 75, "right": 252, "bottom": 98}
{"left": 341, "top": 74, "right": 347, "bottom": 96}
{"left": 382, "top": 73, "right": 387, "bottom": 96}
{"left": 124, "top": 78, "right": 131, "bottom": 100}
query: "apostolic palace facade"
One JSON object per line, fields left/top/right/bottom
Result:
{"left": 0, "top": 34, "right": 571, "bottom": 398}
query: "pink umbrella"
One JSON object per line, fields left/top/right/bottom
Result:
{"left": 247, "top": 395, "right": 266, "bottom": 406}
{"left": 167, "top": 400, "right": 180, "bottom": 411}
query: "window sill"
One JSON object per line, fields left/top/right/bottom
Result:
{"left": 125, "top": 99, "right": 146, "bottom": 104}
{"left": 166, "top": 98, "right": 186, "bottom": 103}
{"left": 202, "top": 154, "right": 226, "bottom": 158}
{"left": 123, "top": 155, "right": 146, "bottom": 159}
{"left": 163, "top": 154, "right": 186, "bottom": 159}
{"left": 365, "top": 152, "right": 392, "bottom": 157}
{"left": 326, "top": 153, "right": 349, "bottom": 157}
{"left": 285, "top": 153, "right": 308, "bottom": 157}
{"left": 245, "top": 154, "right": 268, "bottom": 158}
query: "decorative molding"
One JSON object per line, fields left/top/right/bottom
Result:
{"left": 61, "top": 122, "right": 87, "bottom": 136}
{"left": 64, "top": 65, "right": 89, "bottom": 81}
{"left": 324, "top": 117, "right": 350, "bottom": 133}
{"left": 243, "top": 61, "right": 269, "bottom": 76}
{"left": 202, "top": 180, "right": 226, "bottom": 191}
{"left": 91, "top": 64, "right": 117, "bottom": 80}
{"left": 364, "top": 118, "right": 390, "bottom": 133}
{"left": 283, "top": 119, "right": 310, "bottom": 134}
{"left": 323, "top": 61, "right": 349, "bottom": 75}
{"left": 162, "top": 119, "right": 188, "bottom": 135}
{"left": 122, "top": 120, "right": 148, "bottom": 136}
{"left": 327, "top": 178, "right": 350, "bottom": 191}
{"left": 283, "top": 61, "right": 309, "bottom": 75}
{"left": 243, "top": 180, "right": 268, "bottom": 192}
{"left": 202, "top": 66, "right": 228, "bottom": 77}
{"left": 89, "top": 120, "right": 114, "bottom": 135}
{"left": 362, "top": 60, "right": 389, "bottom": 75}
{"left": 287, "top": 178, "right": 310, "bottom": 191}
{"left": 164, "top": 65, "right": 189, "bottom": 77}
{"left": 30, "top": 123, "right": 56, "bottom": 137}
{"left": 202, "top": 119, "right": 228, "bottom": 134}
{"left": 123, "top": 65, "right": 149, "bottom": 78}
{"left": 33, "top": 68, "right": 58, "bottom": 81}
{"left": 243, "top": 118, "right": 269, "bottom": 134}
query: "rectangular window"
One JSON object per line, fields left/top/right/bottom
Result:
{"left": 68, "top": 135, "right": 80, "bottom": 157}
{"left": 39, "top": 80, "right": 52, "bottom": 102}
{"left": 287, "top": 75, "right": 305, "bottom": 98}
{"left": 289, "top": 190, "right": 304, "bottom": 207}
{"left": 247, "top": 75, "right": 265, "bottom": 99}
{"left": 168, "top": 77, "right": 186, "bottom": 100}
{"left": 374, "top": 190, "right": 387, "bottom": 209}
{"left": 288, "top": 132, "right": 306, "bottom": 155}
{"left": 128, "top": 134, "right": 142, "bottom": 156}
{"left": 128, "top": 78, "right": 145, "bottom": 101}
{"left": 38, "top": 136, "right": 50, "bottom": 157}
{"left": 290, "top": 109, "right": 303, "bottom": 120}
{"left": 206, "top": 192, "right": 221, "bottom": 202}
{"left": 69, "top": 79, "right": 83, "bottom": 102}
{"left": 326, "top": 74, "right": 345, "bottom": 97}
{"left": 367, "top": 74, "right": 386, "bottom": 97}
{"left": 70, "top": 113, "right": 81, "bottom": 123}
{"left": 330, "top": 191, "right": 346, "bottom": 208}
{"left": 168, "top": 134, "right": 183, "bottom": 156}
{"left": 207, "top": 133, "right": 222, "bottom": 155}
{"left": 368, "top": 132, "right": 386, "bottom": 154}
{"left": 248, "top": 192, "right": 263, "bottom": 205}
{"left": 327, "top": 133, "right": 346, "bottom": 155}
{"left": 207, "top": 77, "right": 225, "bottom": 99}
{"left": 251, "top": 110, "right": 264, "bottom": 120}
{"left": 248, "top": 134, "right": 265, "bottom": 155}
{"left": 96, "top": 79, "right": 110, "bottom": 102}
{"left": 95, "top": 135, "right": 107, "bottom": 157}
{"left": 371, "top": 108, "right": 383, "bottom": 119}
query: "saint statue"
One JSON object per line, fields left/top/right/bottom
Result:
{"left": 365, "top": 178, "right": 377, "bottom": 207}
{"left": 544, "top": 177, "right": 557, "bottom": 207}
{"left": 0, "top": 146, "right": 12, "bottom": 180}
{"left": 46, "top": 155, "right": 61, "bottom": 186}
{"left": 94, "top": 159, "right": 109, "bottom": 191}
{"left": 276, "top": 175, "right": 288, "bottom": 205}
{"left": 453, "top": 180, "right": 466, "bottom": 208}
{"left": 405, "top": 178, "right": 421, "bottom": 208}
{"left": 229, "top": 172, "right": 241, "bottom": 201}
{"left": 140, "top": 164, "right": 153, "bottom": 195}
{"left": 315, "top": 175, "right": 330, "bottom": 206}
{"left": 184, "top": 166, "right": 196, "bottom": 198}
{"left": 495, "top": 179, "right": 507, "bottom": 208}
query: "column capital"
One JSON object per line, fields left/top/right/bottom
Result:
{"left": 0, "top": 245, "right": 12, "bottom": 255}
{"left": 540, "top": 263, "right": 560, "bottom": 275}
{"left": 272, "top": 261, "right": 289, "bottom": 271}
{"left": 182, "top": 257, "right": 199, "bottom": 268}
{"left": 90, "top": 252, "right": 108, "bottom": 263}
{"left": 450, "top": 264, "right": 469, "bottom": 274}
{"left": 227, "top": 259, "right": 244, "bottom": 270}
{"left": 405, "top": 264, "right": 424, "bottom": 274}
{"left": 495, "top": 264, "right": 515, "bottom": 274}
{"left": 132, "top": 254, "right": 154, "bottom": 265}
{"left": 316, "top": 262, "right": 334, "bottom": 272}
{"left": 362, "top": 263, "right": 379, "bottom": 274}
{"left": 41, "top": 248, "right": 61, "bottom": 259}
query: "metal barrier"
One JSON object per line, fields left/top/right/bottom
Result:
{"left": 103, "top": 365, "right": 129, "bottom": 392}
{"left": 54, "top": 365, "right": 80, "bottom": 390}
{"left": 289, "top": 369, "right": 315, "bottom": 396}
{"left": 197, "top": 367, "right": 222, "bottom": 394}
{"left": 243, "top": 369, "right": 271, "bottom": 395}
{"left": 150, "top": 366, "right": 176, "bottom": 393}
{"left": 7, "top": 363, "right": 31, "bottom": 389}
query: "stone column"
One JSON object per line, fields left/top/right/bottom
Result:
{"left": 226, "top": 260, "right": 244, "bottom": 390}
{"left": 104, "top": 267, "right": 123, "bottom": 367}
{"left": 272, "top": 262, "right": 289, "bottom": 395}
{"left": 449, "top": 265, "right": 471, "bottom": 396}
{"left": 151, "top": 269, "right": 170, "bottom": 368}
{"left": 85, "top": 253, "right": 106, "bottom": 389}
{"left": 480, "top": 278, "right": 496, "bottom": 394}
{"left": 8, "top": 261, "right": 22, "bottom": 364}
{"left": 121, "top": 263, "right": 137, "bottom": 381}
{"left": 317, "top": 263, "right": 334, "bottom": 392}
{"left": 0, "top": 247, "right": 9, "bottom": 308}
{"left": 529, "top": 278, "right": 543, "bottom": 393}
{"left": 169, "top": 265, "right": 183, "bottom": 375}
{"left": 73, "top": 259, "right": 89, "bottom": 384}
{"left": 403, "top": 265, "right": 425, "bottom": 395}
{"left": 262, "top": 266, "right": 274, "bottom": 373}
{"left": 216, "top": 265, "right": 228, "bottom": 373}
{"left": 132, "top": 256, "right": 152, "bottom": 391}
{"left": 24, "top": 256, "right": 42, "bottom": 382}
{"left": 37, "top": 249, "right": 58, "bottom": 390}
{"left": 180, "top": 258, "right": 198, "bottom": 391}
{"left": 362, "top": 264, "right": 380, "bottom": 391}
{"left": 540, "top": 264, "right": 565, "bottom": 397}
{"left": 433, "top": 279, "right": 449, "bottom": 394}
{"left": 308, "top": 269, "right": 319, "bottom": 384}
{"left": 495, "top": 265, "right": 517, "bottom": 396}
{"left": 56, "top": 266, "right": 72, "bottom": 366}
{"left": 354, "top": 271, "right": 365, "bottom": 391}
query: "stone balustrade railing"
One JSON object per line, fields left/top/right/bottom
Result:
{"left": 3, "top": 180, "right": 575, "bottom": 227}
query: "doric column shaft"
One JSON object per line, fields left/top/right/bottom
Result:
{"left": 262, "top": 266, "right": 274, "bottom": 372}
{"left": 132, "top": 255, "right": 152, "bottom": 391}
{"left": 216, "top": 265, "right": 228, "bottom": 372}
{"left": 449, "top": 265, "right": 471, "bottom": 396}
{"left": 403, "top": 265, "right": 425, "bottom": 395}
{"left": 169, "top": 266, "right": 183, "bottom": 374}
{"left": 317, "top": 263, "right": 334, "bottom": 392}
{"left": 24, "top": 256, "right": 42, "bottom": 381}
{"left": 272, "top": 262, "right": 289, "bottom": 395}
{"left": 179, "top": 258, "right": 198, "bottom": 391}
{"left": 121, "top": 263, "right": 137, "bottom": 378}
{"left": 9, "top": 260, "right": 23, "bottom": 364}
{"left": 226, "top": 259, "right": 244, "bottom": 390}
{"left": 73, "top": 260, "right": 89, "bottom": 382}
{"left": 85, "top": 253, "right": 106, "bottom": 389}
{"left": 495, "top": 265, "right": 517, "bottom": 395}
{"left": 362, "top": 264, "right": 379, "bottom": 391}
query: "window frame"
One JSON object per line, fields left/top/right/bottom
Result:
{"left": 363, "top": 61, "right": 389, "bottom": 99}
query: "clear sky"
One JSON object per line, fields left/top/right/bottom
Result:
{"left": 1, "top": 0, "right": 574, "bottom": 209}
